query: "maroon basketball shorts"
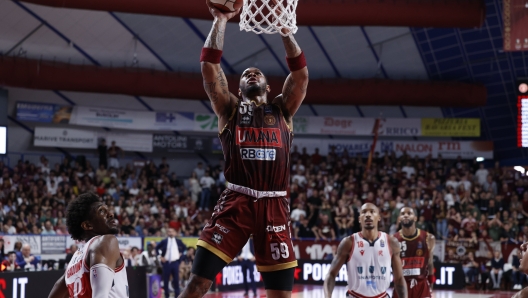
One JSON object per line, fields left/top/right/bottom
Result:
{"left": 197, "top": 189, "right": 297, "bottom": 272}
{"left": 392, "top": 278, "right": 431, "bottom": 298}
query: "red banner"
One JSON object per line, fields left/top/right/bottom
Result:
{"left": 504, "top": 0, "right": 528, "bottom": 51}
{"left": 292, "top": 239, "right": 341, "bottom": 260}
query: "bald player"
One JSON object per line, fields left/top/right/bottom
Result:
{"left": 393, "top": 207, "right": 435, "bottom": 298}
{"left": 324, "top": 203, "right": 407, "bottom": 298}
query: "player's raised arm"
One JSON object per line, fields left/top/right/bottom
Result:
{"left": 389, "top": 235, "right": 408, "bottom": 298}
{"left": 324, "top": 237, "right": 352, "bottom": 298}
{"left": 201, "top": 2, "right": 239, "bottom": 130}
{"left": 274, "top": 30, "right": 309, "bottom": 121}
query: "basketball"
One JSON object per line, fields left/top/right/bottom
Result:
{"left": 209, "top": 0, "right": 243, "bottom": 13}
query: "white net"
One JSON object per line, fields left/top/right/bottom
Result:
{"left": 239, "top": 0, "right": 298, "bottom": 37}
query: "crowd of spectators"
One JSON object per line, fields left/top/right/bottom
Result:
{"left": 1, "top": 146, "right": 528, "bottom": 288}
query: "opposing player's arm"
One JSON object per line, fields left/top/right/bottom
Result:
{"left": 389, "top": 235, "right": 408, "bottom": 298}
{"left": 513, "top": 288, "right": 528, "bottom": 298}
{"left": 520, "top": 242, "right": 528, "bottom": 274}
{"left": 201, "top": 4, "right": 239, "bottom": 130}
{"left": 427, "top": 233, "right": 436, "bottom": 289}
{"left": 324, "top": 237, "right": 352, "bottom": 298}
{"left": 48, "top": 273, "right": 69, "bottom": 298}
{"left": 89, "top": 235, "right": 122, "bottom": 298}
{"left": 274, "top": 31, "right": 309, "bottom": 122}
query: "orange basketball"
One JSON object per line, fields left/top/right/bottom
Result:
{"left": 209, "top": 0, "right": 243, "bottom": 12}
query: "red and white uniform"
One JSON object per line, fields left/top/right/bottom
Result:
{"left": 65, "top": 236, "right": 128, "bottom": 298}
{"left": 346, "top": 232, "right": 392, "bottom": 298}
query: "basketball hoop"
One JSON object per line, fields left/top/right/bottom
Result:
{"left": 239, "top": 0, "right": 298, "bottom": 37}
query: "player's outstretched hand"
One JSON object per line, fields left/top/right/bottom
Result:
{"left": 521, "top": 242, "right": 528, "bottom": 252}
{"left": 206, "top": 0, "right": 240, "bottom": 21}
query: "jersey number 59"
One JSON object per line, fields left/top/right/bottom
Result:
{"left": 270, "top": 243, "right": 289, "bottom": 260}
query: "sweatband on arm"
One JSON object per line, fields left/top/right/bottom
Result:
{"left": 200, "top": 48, "right": 223, "bottom": 64}
{"left": 428, "top": 269, "right": 436, "bottom": 285}
{"left": 286, "top": 51, "right": 306, "bottom": 72}
{"left": 90, "top": 263, "right": 115, "bottom": 298}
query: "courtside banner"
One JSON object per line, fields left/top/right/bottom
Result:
{"left": 34, "top": 127, "right": 153, "bottom": 152}
{"left": 293, "top": 139, "right": 493, "bottom": 159}
{"left": 2, "top": 235, "right": 41, "bottom": 254}
{"left": 16, "top": 101, "right": 72, "bottom": 123}
{"left": 70, "top": 106, "right": 195, "bottom": 131}
{"left": 421, "top": 118, "right": 480, "bottom": 137}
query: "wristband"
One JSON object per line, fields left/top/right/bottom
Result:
{"left": 200, "top": 48, "right": 222, "bottom": 64}
{"left": 428, "top": 270, "right": 436, "bottom": 285}
{"left": 286, "top": 51, "right": 306, "bottom": 72}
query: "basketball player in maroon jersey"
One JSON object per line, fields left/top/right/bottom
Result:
{"left": 180, "top": 2, "right": 309, "bottom": 298}
{"left": 393, "top": 207, "right": 435, "bottom": 298}
{"left": 48, "top": 193, "right": 128, "bottom": 298}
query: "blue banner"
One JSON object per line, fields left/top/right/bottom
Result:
{"left": 16, "top": 102, "right": 72, "bottom": 123}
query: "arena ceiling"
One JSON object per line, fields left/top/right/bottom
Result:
{"left": 0, "top": 0, "right": 525, "bottom": 161}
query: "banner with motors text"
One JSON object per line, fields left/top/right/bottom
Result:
{"left": 34, "top": 127, "right": 153, "bottom": 152}
{"left": 293, "top": 139, "right": 493, "bottom": 159}
{"left": 152, "top": 134, "right": 211, "bottom": 154}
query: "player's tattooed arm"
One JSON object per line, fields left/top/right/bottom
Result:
{"left": 202, "top": 14, "right": 236, "bottom": 128}
{"left": 323, "top": 237, "right": 352, "bottom": 298}
{"left": 427, "top": 233, "right": 436, "bottom": 290}
{"left": 389, "top": 235, "right": 408, "bottom": 298}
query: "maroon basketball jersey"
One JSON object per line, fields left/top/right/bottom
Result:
{"left": 394, "top": 229, "right": 430, "bottom": 280}
{"left": 219, "top": 100, "right": 292, "bottom": 194}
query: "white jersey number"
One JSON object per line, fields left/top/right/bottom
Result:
{"left": 270, "top": 243, "right": 289, "bottom": 260}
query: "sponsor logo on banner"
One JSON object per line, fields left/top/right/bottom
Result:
{"left": 16, "top": 102, "right": 72, "bottom": 123}
{"left": 116, "top": 237, "right": 143, "bottom": 251}
{"left": 2, "top": 235, "right": 41, "bottom": 254}
{"left": 34, "top": 127, "right": 97, "bottom": 149}
{"left": 240, "top": 148, "right": 276, "bottom": 160}
{"left": 195, "top": 114, "right": 219, "bottom": 132}
{"left": 293, "top": 117, "right": 309, "bottom": 133}
{"left": 41, "top": 236, "right": 67, "bottom": 254}
{"left": 236, "top": 127, "right": 282, "bottom": 147}
{"left": 153, "top": 135, "right": 210, "bottom": 153}
{"left": 421, "top": 118, "right": 480, "bottom": 137}
{"left": 155, "top": 112, "right": 176, "bottom": 123}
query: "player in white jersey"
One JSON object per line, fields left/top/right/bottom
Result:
{"left": 48, "top": 192, "right": 128, "bottom": 298}
{"left": 324, "top": 203, "right": 407, "bottom": 298}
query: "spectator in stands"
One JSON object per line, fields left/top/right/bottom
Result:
{"left": 475, "top": 163, "right": 489, "bottom": 186}
{"left": 0, "top": 239, "right": 4, "bottom": 261}
{"left": 312, "top": 214, "right": 336, "bottom": 241}
{"left": 463, "top": 251, "right": 479, "bottom": 288}
{"left": 199, "top": 171, "right": 215, "bottom": 211}
{"left": 512, "top": 249, "right": 526, "bottom": 290}
{"left": 41, "top": 220, "right": 56, "bottom": 235}
{"left": 3, "top": 218, "right": 16, "bottom": 234}
{"left": 108, "top": 141, "right": 123, "bottom": 169}
{"left": 490, "top": 250, "right": 505, "bottom": 290}
{"left": 19, "top": 244, "right": 40, "bottom": 269}
{"left": 64, "top": 244, "right": 77, "bottom": 265}
{"left": 179, "top": 246, "right": 195, "bottom": 289}
{"left": 401, "top": 161, "right": 415, "bottom": 179}
{"left": 294, "top": 216, "right": 315, "bottom": 239}
{"left": 98, "top": 138, "right": 108, "bottom": 169}
{"left": 483, "top": 175, "right": 498, "bottom": 195}
{"left": 2, "top": 251, "right": 21, "bottom": 271}
{"left": 193, "top": 162, "right": 205, "bottom": 180}
{"left": 188, "top": 172, "right": 201, "bottom": 204}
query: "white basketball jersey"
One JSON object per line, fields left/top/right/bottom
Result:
{"left": 65, "top": 235, "right": 129, "bottom": 298}
{"left": 346, "top": 232, "right": 392, "bottom": 298}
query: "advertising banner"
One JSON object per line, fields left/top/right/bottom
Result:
{"left": 292, "top": 239, "right": 340, "bottom": 260}
{"left": 34, "top": 127, "right": 153, "bottom": 152}
{"left": 116, "top": 236, "right": 143, "bottom": 251}
{"left": 153, "top": 134, "right": 210, "bottom": 153}
{"left": 1, "top": 235, "right": 42, "bottom": 254}
{"left": 194, "top": 114, "right": 219, "bottom": 132}
{"left": 34, "top": 127, "right": 98, "bottom": 149}
{"left": 69, "top": 106, "right": 195, "bottom": 131}
{"left": 41, "top": 236, "right": 67, "bottom": 254}
{"left": 16, "top": 102, "right": 72, "bottom": 123}
{"left": 293, "top": 139, "right": 493, "bottom": 159}
{"left": 421, "top": 118, "right": 480, "bottom": 137}
{"left": 148, "top": 274, "right": 162, "bottom": 298}
{"left": 444, "top": 239, "right": 479, "bottom": 263}
{"left": 214, "top": 263, "right": 264, "bottom": 291}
